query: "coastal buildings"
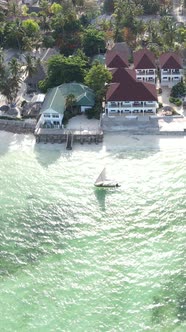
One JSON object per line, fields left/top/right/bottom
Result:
{"left": 38, "top": 83, "right": 95, "bottom": 129}
{"left": 105, "top": 68, "right": 158, "bottom": 115}
{"left": 105, "top": 46, "right": 158, "bottom": 115}
{"left": 159, "top": 52, "right": 184, "bottom": 87}
{"left": 133, "top": 48, "right": 156, "bottom": 84}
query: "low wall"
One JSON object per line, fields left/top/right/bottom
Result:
{"left": 0, "top": 119, "right": 36, "bottom": 134}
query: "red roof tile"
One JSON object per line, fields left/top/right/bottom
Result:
{"left": 106, "top": 68, "right": 157, "bottom": 102}
{"left": 134, "top": 48, "right": 156, "bottom": 69}
{"left": 106, "top": 50, "right": 129, "bottom": 68}
{"left": 111, "top": 67, "right": 136, "bottom": 82}
{"left": 159, "top": 52, "right": 183, "bottom": 69}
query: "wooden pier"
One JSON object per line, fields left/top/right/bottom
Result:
{"left": 66, "top": 132, "right": 74, "bottom": 150}
{"left": 34, "top": 128, "right": 103, "bottom": 148}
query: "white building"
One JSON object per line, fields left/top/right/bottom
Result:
{"left": 38, "top": 83, "right": 95, "bottom": 129}
{"left": 159, "top": 52, "right": 184, "bottom": 87}
{"left": 133, "top": 48, "right": 156, "bottom": 84}
{"left": 105, "top": 68, "right": 158, "bottom": 116}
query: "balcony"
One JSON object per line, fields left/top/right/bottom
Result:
{"left": 162, "top": 69, "right": 181, "bottom": 75}
{"left": 136, "top": 70, "right": 155, "bottom": 75}
{"left": 107, "top": 102, "right": 156, "bottom": 108}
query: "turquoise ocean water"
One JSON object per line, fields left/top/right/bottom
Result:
{"left": 0, "top": 132, "right": 185, "bottom": 332}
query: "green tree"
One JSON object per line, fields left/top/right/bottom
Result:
{"left": 9, "top": 57, "right": 22, "bottom": 79}
{"left": 50, "top": 2, "right": 63, "bottom": 15}
{"left": 0, "top": 57, "right": 22, "bottom": 104}
{"left": 65, "top": 94, "right": 76, "bottom": 111}
{"left": 175, "top": 26, "right": 186, "bottom": 44}
{"left": 24, "top": 55, "right": 38, "bottom": 78}
{"left": 160, "top": 16, "right": 176, "bottom": 47}
{"left": 82, "top": 28, "right": 105, "bottom": 56}
{"left": 39, "top": 54, "right": 88, "bottom": 92}
{"left": 8, "top": 0, "right": 21, "bottom": 16}
{"left": 22, "top": 4, "right": 29, "bottom": 16}
{"left": 4, "top": 19, "right": 24, "bottom": 50}
{"left": 84, "top": 62, "right": 112, "bottom": 101}
{"left": 170, "top": 82, "right": 186, "bottom": 98}
{"left": 22, "top": 19, "right": 40, "bottom": 38}
{"left": 113, "top": 0, "right": 143, "bottom": 41}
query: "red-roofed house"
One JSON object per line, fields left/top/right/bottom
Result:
{"left": 159, "top": 52, "right": 183, "bottom": 86}
{"left": 105, "top": 68, "right": 158, "bottom": 116}
{"left": 105, "top": 50, "right": 129, "bottom": 68}
{"left": 133, "top": 48, "right": 156, "bottom": 84}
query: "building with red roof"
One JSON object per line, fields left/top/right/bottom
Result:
{"left": 159, "top": 52, "right": 183, "bottom": 86}
{"left": 105, "top": 50, "right": 129, "bottom": 68}
{"left": 133, "top": 48, "right": 156, "bottom": 84}
{"left": 105, "top": 68, "right": 158, "bottom": 116}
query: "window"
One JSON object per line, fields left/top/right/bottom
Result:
{"left": 44, "top": 114, "right": 50, "bottom": 118}
{"left": 163, "top": 77, "right": 168, "bottom": 80}
{"left": 52, "top": 114, "right": 59, "bottom": 118}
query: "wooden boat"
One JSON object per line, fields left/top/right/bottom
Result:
{"left": 94, "top": 167, "right": 120, "bottom": 187}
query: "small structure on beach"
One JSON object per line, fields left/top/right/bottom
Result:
{"left": 34, "top": 128, "right": 103, "bottom": 147}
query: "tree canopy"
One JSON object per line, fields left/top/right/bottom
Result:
{"left": 39, "top": 53, "right": 89, "bottom": 92}
{"left": 84, "top": 62, "right": 112, "bottom": 101}
{"left": 82, "top": 28, "right": 105, "bottom": 56}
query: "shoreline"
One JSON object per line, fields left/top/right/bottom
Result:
{"left": 0, "top": 117, "right": 186, "bottom": 137}
{"left": 0, "top": 127, "right": 185, "bottom": 137}
{"left": 0, "top": 126, "right": 185, "bottom": 137}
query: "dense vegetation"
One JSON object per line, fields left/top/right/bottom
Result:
{"left": 0, "top": 0, "right": 185, "bottom": 117}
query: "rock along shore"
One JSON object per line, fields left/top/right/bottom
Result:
{"left": 0, "top": 119, "right": 36, "bottom": 134}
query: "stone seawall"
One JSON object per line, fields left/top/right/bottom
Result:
{"left": 0, "top": 119, "right": 36, "bottom": 134}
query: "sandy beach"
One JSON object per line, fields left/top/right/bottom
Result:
{"left": 1, "top": 129, "right": 186, "bottom": 157}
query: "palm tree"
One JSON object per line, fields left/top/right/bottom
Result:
{"left": 0, "top": 48, "right": 5, "bottom": 71}
{"left": 9, "top": 57, "right": 22, "bottom": 79}
{"left": 5, "top": 19, "right": 24, "bottom": 51}
{"left": 65, "top": 94, "right": 76, "bottom": 112}
{"left": 8, "top": 58, "right": 22, "bottom": 103}
{"left": 0, "top": 67, "right": 19, "bottom": 105}
{"left": 24, "top": 54, "right": 39, "bottom": 78}
{"left": 8, "top": 0, "right": 21, "bottom": 17}
{"left": 160, "top": 16, "right": 176, "bottom": 48}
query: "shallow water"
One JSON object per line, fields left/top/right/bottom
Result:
{"left": 0, "top": 132, "right": 185, "bottom": 332}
